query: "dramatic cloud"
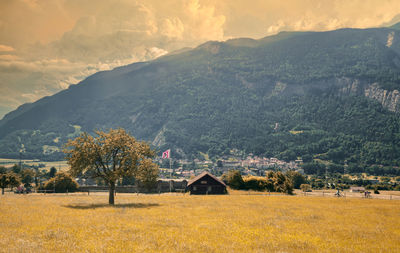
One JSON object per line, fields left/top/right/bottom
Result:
{"left": 0, "top": 45, "right": 15, "bottom": 52}
{"left": 0, "top": 0, "right": 399, "bottom": 118}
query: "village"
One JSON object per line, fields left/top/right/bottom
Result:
{"left": 156, "top": 153, "right": 303, "bottom": 179}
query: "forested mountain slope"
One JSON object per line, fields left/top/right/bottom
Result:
{"left": 1, "top": 25, "right": 400, "bottom": 169}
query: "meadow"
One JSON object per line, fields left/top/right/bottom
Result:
{"left": 0, "top": 193, "right": 399, "bottom": 252}
{"left": 0, "top": 158, "right": 69, "bottom": 171}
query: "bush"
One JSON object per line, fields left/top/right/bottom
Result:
{"left": 272, "top": 172, "right": 287, "bottom": 192}
{"left": 286, "top": 171, "right": 307, "bottom": 189}
{"left": 243, "top": 176, "right": 268, "bottom": 191}
{"left": 41, "top": 172, "right": 79, "bottom": 193}
{"left": 222, "top": 170, "right": 244, "bottom": 190}
{"left": 300, "top": 184, "right": 312, "bottom": 192}
{"left": 223, "top": 170, "right": 294, "bottom": 194}
{"left": 266, "top": 171, "right": 294, "bottom": 194}
{"left": 284, "top": 180, "right": 294, "bottom": 195}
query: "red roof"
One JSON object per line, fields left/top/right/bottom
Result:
{"left": 187, "top": 171, "right": 226, "bottom": 187}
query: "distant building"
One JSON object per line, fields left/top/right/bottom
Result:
{"left": 223, "top": 161, "right": 241, "bottom": 168}
{"left": 186, "top": 171, "right": 227, "bottom": 194}
{"left": 350, "top": 187, "right": 365, "bottom": 192}
{"left": 368, "top": 179, "right": 379, "bottom": 185}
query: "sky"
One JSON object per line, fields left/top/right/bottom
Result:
{"left": 0, "top": 0, "right": 400, "bottom": 119}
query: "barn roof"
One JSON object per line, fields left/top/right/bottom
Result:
{"left": 187, "top": 171, "right": 226, "bottom": 187}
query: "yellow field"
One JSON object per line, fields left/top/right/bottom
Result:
{"left": 0, "top": 193, "right": 399, "bottom": 252}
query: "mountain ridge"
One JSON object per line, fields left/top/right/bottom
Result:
{"left": 1, "top": 26, "right": 400, "bottom": 168}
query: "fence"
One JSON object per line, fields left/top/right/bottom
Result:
{"left": 227, "top": 189, "right": 400, "bottom": 200}
{"left": 3, "top": 187, "right": 400, "bottom": 200}
{"left": 299, "top": 190, "right": 400, "bottom": 200}
{"left": 35, "top": 189, "right": 55, "bottom": 194}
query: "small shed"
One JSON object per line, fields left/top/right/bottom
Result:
{"left": 187, "top": 171, "right": 227, "bottom": 194}
{"left": 350, "top": 186, "right": 365, "bottom": 193}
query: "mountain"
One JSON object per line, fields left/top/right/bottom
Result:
{"left": 390, "top": 21, "right": 400, "bottom": 30}
{"left": 1, "top": 25, "right": 400, "bottom": 170}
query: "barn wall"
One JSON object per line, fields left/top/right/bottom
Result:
{"left": 188, "top": 175, "right": 226, "bottom": 195}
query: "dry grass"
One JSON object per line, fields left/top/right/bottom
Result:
{"left": 380, "top": 190, "right": 400, "bottom": 196}
{"left": 0, "top": 193, "right": 399, "bottom": 252}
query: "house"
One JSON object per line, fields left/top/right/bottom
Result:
{"left": 186, "top": 171, "right": 227, "bottom": 194}
{"left": 368, "top": 179, "right": 379, "bottom": 185}
{"left": 350, "top": 186, "right": 365, "bottom": 193}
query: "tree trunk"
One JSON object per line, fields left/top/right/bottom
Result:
{"left": 1, "top": 187, "right": 4, "bottom": 195}
{"left": 109, "top": 182, "right": 115, "bottom": 205}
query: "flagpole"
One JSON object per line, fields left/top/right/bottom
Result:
{"left": 169, "top": 157, "right": 172, "bottom": 192}
{"left": 169, "top": 157, "right": 172, "bottom": 177}
{"left": 162, "top": 149, "right": 172, "bottom": 191}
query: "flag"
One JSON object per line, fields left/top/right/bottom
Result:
{"left": 162, "top": 149, "right": 170, "bottom": 159}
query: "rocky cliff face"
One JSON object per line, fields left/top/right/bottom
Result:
{"left": 364, "top": 84, "right": 400, "bottom": 112}
{"left": 337, "top": 77, "right": 400, "bottom": 112}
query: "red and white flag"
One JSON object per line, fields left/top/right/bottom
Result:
{"left": 162, "top": 149, "right": 170, "bottom": 159}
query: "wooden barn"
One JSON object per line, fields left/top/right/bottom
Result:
{"left": 186, "top": 171, "right": 227, "bottom": 194}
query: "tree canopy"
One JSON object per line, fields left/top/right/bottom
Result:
{"left": 64, "top": 128, "right": 159, "bottom": 204}
{"left": 0, "top": 172, "right": 21, "bottom": 195}
{"left": 40, "top": 172, "right": 79, "bottom": 193}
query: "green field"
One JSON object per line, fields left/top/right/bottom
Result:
{"left": 0, "top": 193, "right": 399, "bottom": 252}
{"left": 0, "top": 158, "right": 69, "bottom": 171}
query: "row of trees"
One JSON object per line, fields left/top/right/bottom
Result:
{"left": 221, "top": 170, "right": 307, "bottom": 194}
{"left": 302, "top": 162, "right": 400, "bottom": 176}
{"left": 306, "top": 173, "right": 400, "bottom": 191}
{"left": 0, "top": 164, "right": 80, "bottom": 194}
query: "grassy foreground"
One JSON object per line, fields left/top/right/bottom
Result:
{"left": 0, "top": 194, "right": 399, "bottom": 252}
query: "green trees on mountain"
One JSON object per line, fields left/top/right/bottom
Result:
{"left": 1, "top": 27, "right": 400, "bottom": 176}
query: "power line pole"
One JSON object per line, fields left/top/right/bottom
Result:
{"left": 19, "top": 151, "right": 22, "bottom": 169}
{"left": 169, "top": 158, "right": 172, "bottom": 192}
{"left": 325, "top": 166, "right": 328, "bottom": 189}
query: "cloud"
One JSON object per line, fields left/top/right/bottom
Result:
{"left": 261, "top": 0, "right": 400, "bottom": 36}
{"left": 0, "top": 54, "right": 19, "bottom": 61}
{"left": 0, "top": 45, "right": 15, "bottom": 52}
{"left": 0, "top": 45, "right": 168, "bottom": 111}
{"left": 21, "top": 88, "right": 53, "bottom": 102}
{"left": 0, "top": 0, "right": 224, "bottom": 111}
{"left": 178, "top": 0, "right": 226, "bottom": 41}
{"left": 161, "top": 17, "right": 185, "bottom": 40}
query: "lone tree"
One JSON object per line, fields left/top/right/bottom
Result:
{"left": 64, "top": 128, "right": 159, "bottom": 204}
{"left": 0, "top": 172, "right": 21, "bottom": 195}
{"left": 0, "top": 173, "right": 8, "bottom": 195}
{"left": 48, "top": 167, "right": 57, "bottom": 178}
